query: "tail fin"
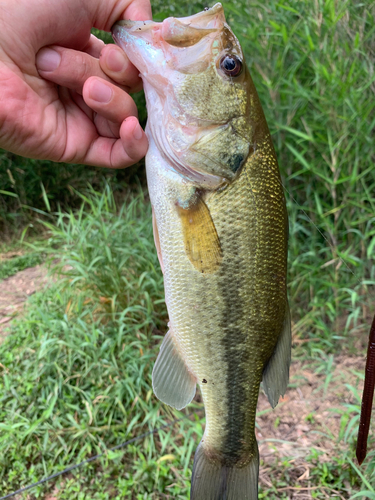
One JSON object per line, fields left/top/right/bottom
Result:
{"left": 190, "top": 442, "right": 259, "bottom": 500}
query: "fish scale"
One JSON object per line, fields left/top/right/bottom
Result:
{"left": 112, "top": 4, "right": 291, "bottom": 498}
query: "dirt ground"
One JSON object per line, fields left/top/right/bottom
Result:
{"left": 0, "top": 260, "right": 50, "bottom": 342}
{"left": 256, "top": 356, "right": 366, "bottom": 498}
{"left": 0, "top": 262, "right": 370, "bottom": 499}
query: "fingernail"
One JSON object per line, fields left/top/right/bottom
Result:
{"left": 106, "top": 49, "right": 126, "bottom": 72}
{"left": 36, "top": 48, "right": 61, "bottom": 71}
{"left": 89, "top": 80, "right": 113, "bottom": 103}
{"left": 132, "top": 121, "right": 143, "bottom": 140}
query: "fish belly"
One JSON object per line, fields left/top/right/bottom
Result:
{"left": 147, "top": 132, "right": 288, "bottom": 466}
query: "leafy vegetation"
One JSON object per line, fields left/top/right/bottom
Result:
{"left": 0, "top": 252, "right": 44, "bottom": 280}
{"left": 0, "top": 0, "right": 374, "bottom": 498}
{"left": 0, "top": 188, "right": 199, "bottom": 498}
{"left": 1, "top": 188, "right": 374, "bottom": 498}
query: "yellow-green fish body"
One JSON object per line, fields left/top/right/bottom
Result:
{"left": 112, "top": 5, "right": 291, "bottom": 499}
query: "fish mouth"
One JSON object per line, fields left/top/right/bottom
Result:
{"left": 111, "top": 19, "right": 156, "bottom": 39}
{"left": 110, "top": 3, "right": 231, "bottom": 190}
{"left": 111, "top": 3, "right": 224, "bottom": 47}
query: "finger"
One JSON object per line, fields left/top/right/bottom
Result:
{"left": 69, "top": 90, "right": 126, "bottom": 141}
{"left": 58, "top": 86, "right": 148, "bottom": 168}
{"left": 96, "top": 0, "right": 152, "bottom": 31}
{"left": 124, "top": 0, "right": 152, "bottom": 22}
{"left": 118, "top": 116, "right": 148, "bottom": 163}
{"left": 63, "top": 88, "right": 123, "bottom": 143}
{"left": 83, "top": 76, "right": 138, "bottom": 123}
{"left": 99, "top": 44, "right": 142, "bottom": 92}
{"left": 84, "top": 116, "right": 148, "bottom": 168}
{"left": 68, "top": 88, "right": 94, "bottom": 121}
{"left": 36, "top": 45, "right": 130, "bottom": 95}
{"left": 83, "top": 34, "right": 105, "bottom": 58}
{"left": 94, "top": 114, "right": 121, "bottom": 138}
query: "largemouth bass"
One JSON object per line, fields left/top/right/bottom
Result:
{"left": 112, "top": 4, "right": 291, "bottom": 499}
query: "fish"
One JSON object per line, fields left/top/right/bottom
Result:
{"left": 112, "top": 4, "right": 291, "bottom": 499}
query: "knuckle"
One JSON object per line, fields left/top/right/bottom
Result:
{"left": 62, "top": 52, "right": 92, "bottom": 83}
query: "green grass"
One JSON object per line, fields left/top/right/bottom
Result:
{"left": 0, "top": 252, "right": 44, "bottom": 280}
{"left": 0, "top": 187, "right": 202, "bottom": 498}
{"left": 1, "top": 187, "right": 374, "bottom": 499}
{"left": 3, "top": 0, "right": 374, "bottom": 344}
{"left": 1, "top": 0, "right": 375, "bottom": 497}
{"left": 0, "top": 151, "right": 147, "bottom": 236}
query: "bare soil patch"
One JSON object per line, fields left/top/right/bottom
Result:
{"left": 0, "top": 262, "right": 370, "bottom": 498}
{"left": 256, "top": 356, "right": 367, "bottom": 498}
{"left": 0, "top": 264, "right": 50, "bottom": 342}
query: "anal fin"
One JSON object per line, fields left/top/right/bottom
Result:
{"left": 152, "top": 329, "right": 196, "bottom": 410}
{"left": 262, "top": 301, "right": 292, "bottom": 408}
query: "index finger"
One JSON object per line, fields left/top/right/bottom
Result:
{"left": 36, "top": 46, "right": 133, "bottom": 95}
{"left": 99, "top": 44, "right": 143, "bottom": 93}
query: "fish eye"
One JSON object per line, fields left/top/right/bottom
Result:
{"left": 219, "top": 55, "right": 242, "bottom": 77}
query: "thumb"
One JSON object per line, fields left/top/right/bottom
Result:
{"left": 123, "top": 0, "right": 152, "bottom": 21}
{"left": 94, "top": 0, "right": 152, "bottom": 31}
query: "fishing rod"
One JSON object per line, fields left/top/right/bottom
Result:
{"left": 356, "top": 314, "right": 375, "bottom": 465}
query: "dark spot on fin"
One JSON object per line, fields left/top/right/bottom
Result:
{"left": 202, "top": 379, "right": 207, "bottom": 384}
{"left": 176, "top": 196, "right": 222, "bottom": 274}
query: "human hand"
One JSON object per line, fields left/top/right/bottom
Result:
{"left": 0, "top": 0, "right": 151, "bottom": 168}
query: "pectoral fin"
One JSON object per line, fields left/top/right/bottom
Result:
{"left": 152, "top": 328, "right": 196, "bottom": 410}
{"left": 152, "top": 208, "right": 164, "bottom": 274}
{"left": 262, "top": 301, "right": 291, "bottom": 408}
{"left": 176, "top": 197, "right": 222, "bottom": 274}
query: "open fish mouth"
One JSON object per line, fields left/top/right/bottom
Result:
{"left": 110, "top": 2, "right": 250, "bottom": 189}
{"left": 112, "top": 19, "right": 155, "bottom": 37}
{"left": 111, "top": 3, "right": 224, "bottom": 50}
{"left": 110, "top": 2, "right": 239, "bottom": 189}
